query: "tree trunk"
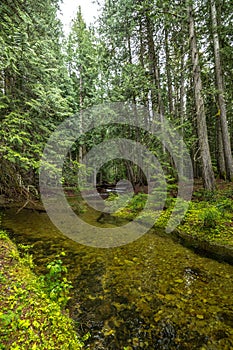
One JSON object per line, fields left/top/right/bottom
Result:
{"left": 187, "top": 1, "right": 215, "bottom": 190}
{"left": 210, "top": 0, "right": 233, "bottom": 181}
{"left": 145, "top": 13, "right": 164, "bottom": 119}
{"left": 179, "top": 50, "right": 186, "bottom": 177}
{"left": 165, "top": 27, "right": 174, "bottom": 115}
{"left": 179, "top": 48, "right": 185, "bottom": 123}
{"left": 217, "top": 118, "right": 226, "bottom": 179}
{"left": 139, "top": 17, "right": 149, "bottom": 110}
{"left": 79, "top": 69, "right": 83, "bottom": 163}
{"left": 145, "top": 12, "right": 165, "bottom": 153}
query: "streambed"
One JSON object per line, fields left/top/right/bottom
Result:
{"left": 1, "top": 206, "right": 233, "bottom": 349}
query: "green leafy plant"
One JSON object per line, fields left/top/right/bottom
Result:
{"left": 200, "top": 206, "right": 221, "bottom": 228}
{"left": 192, "top": 189, "right": 217, "bottom": 202}
{"left": 41, "top": 254, "right": 73, "bottom": 307}
{"left": 18, "top": 244, "right": 34, "bottom": 269}
{"left": 112, "top": 193, "right": 147, "bottom": 220}
{"left": 128, "top": 193, "right": 147, "bottom": 212}
{"left": 216, "top": 198, "right": 233, "bottom": 214}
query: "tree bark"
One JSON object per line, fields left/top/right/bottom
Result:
{"left": 145, "top": 12, "right": 165, "bottom": 153}
{"left": 165, "top": 27, "right": 174, "bottom": 115}
{"left": 210, "top": 0, "right": 233, "bottom": 181}
{"left": 145, "top": 12, "right": 165, "bottom": 120}
{"left": 79, "top": 67, "right": 83, "bottom": 163}
{"left": 217, "top": 118, "right": 226, "bottom": 179}
{"left": 187, "top": 1, "right": 215, "bottom": 190}
{"left": 179, "top": 48, "right": 185, "bottom": 123}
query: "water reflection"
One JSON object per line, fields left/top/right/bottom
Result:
{"left": 1, "top": 207, "right": 233, "bottom": 349}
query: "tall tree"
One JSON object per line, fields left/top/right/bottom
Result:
{"left": 66, "top": 7, "right": 99, "bottom": 164}
{"left": 67, "top": 8, "right": 99, "bottom": 111}
{"left": 187, "top": 0, "right": 215, "bottom": 190}
{"left": 0, "top": 0, "right": 72, "bottom": 197}
{"left": 210, "top": 0, "right": 233, "bottom": 181}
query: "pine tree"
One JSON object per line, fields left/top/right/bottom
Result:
{"left": 187, "top": 0, "right": 215, "bottom": 190}
{"left": 210, "top": 0, "right": 233, "bottom": 181}
{"left": 0, "top": 0, "right": 72, "bottom": 197}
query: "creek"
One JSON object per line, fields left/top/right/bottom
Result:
{"left": 1, "top": 203, "right": 233, "bottom": 349}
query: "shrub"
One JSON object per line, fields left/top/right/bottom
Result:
{"left": 40, "top": 254, "right": 73, "bottom": 308}
{"left": 200, "top": 206, "right": 221, "bottom": 228}
{"left": 216, "top": 198, "right": 233, "bottom": 214}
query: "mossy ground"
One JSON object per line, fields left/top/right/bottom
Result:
{"left": 176, "top": 183, "right": 233, "bottom": 247}
{"left": 112, "top": 180, "right": 233, "bottom": 249}
{"left": 0, "top": 231, "right": 88, "bottom": 350}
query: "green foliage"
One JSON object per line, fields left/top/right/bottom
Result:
{"left": 110, "top": 193, "right": 147, "bottom": 220}
{"left": 41, "top": 254, "right": 73, "bottom": 307}
{"left": 153, "top": 208, "right": 173, "bottom": 229}
{"left": 0, "top": 0, "right": 232, "bottom": 199}
{"left": 127, "top": 193, "right": 148, "bottom": 212}
{"left": 17, "top": 244, "right": 34, "bottom": 269}
{"left": 66, "top": 8, "right": 100, "bottom": 110}
{"left": 178, "top": 191, "right": 233, "bottom": 245}
{"left": 0, "top": 231, "right": 88, "bottom": 350}
{"left": 62, "top": 159, "right": 92, "bottom": 190}
{"left": 193, "top": 189, "right": 218, "bottom": 202}
{"left": 0, "top": 0, "right": 73, "bottom": 198}
{"left": 216, "top": 198, "right": 233, "bottom": 213}
{"left": 200, "top": 206, "right": 221, "bottom": 228}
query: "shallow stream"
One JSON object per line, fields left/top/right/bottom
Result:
{"left": 1, "top": 205, "right": 233, "bottom": 349}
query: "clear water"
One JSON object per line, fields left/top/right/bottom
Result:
{"left": 1, "top": 206, "right": 233, "bottom": 349}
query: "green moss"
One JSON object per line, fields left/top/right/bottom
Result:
{"left": 111, "top": 187, "right": 233, "bottom": 248}
{"left": 177, "top": 197, "right": 233, "bottom": 246}
{"left": 0, "top": 231, "right": 89, "bottom": 350}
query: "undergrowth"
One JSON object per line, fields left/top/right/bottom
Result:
{"left": 110, "top": 186, "right": 233, "bottom": 246}
{"left": 177, "top": 193, "right": 233, "bottom": 245}
{"left": 0, "top": 231, "right": 89, "bottom": 350}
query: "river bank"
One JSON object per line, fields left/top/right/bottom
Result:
{"left": 1, "top": 181, "right": 233, "bottom": 266}
{"left": 171, "top": 184, "right": 233, "bottom": 264}
{"left": 108, "top": 181, "right": 233, "bottom": 264}
{"left": 1, "top": 203, "right": 233, "bottom": 349}
{"left": 0, "top": 230, "right": 88, "bottom": 350}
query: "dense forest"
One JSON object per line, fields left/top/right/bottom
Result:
{"left": 0, "top": 0, "right": 233, "bottom": 199}
{"left": 1, "top": 2, "right": 233, "bottom": 349}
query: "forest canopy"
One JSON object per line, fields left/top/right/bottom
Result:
{"left": 0, "top": 0, "right": 232, "bottom": 198}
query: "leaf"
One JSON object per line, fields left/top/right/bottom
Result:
{"left": 196, "top": 314, "right": 204, "bottom": 320}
